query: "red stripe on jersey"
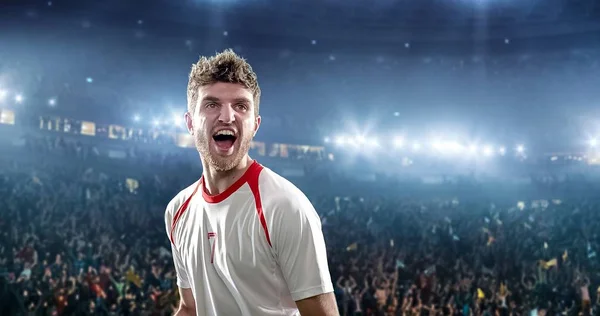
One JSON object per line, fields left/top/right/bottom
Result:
{"left": 201, "top": 160, "right": 262, "bottom": 204}
{"left": 246, "top": 164, "right": 272, "bottom": 248}
{"left": 196, "top": 160, "right": 272, "bottom": 247}
{"left": 170, "top": 181, "right": 201, "bottom": 245}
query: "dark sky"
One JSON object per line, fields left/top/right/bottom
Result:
{"left": 1, "top": 0, "right": 600, "bottom": 147}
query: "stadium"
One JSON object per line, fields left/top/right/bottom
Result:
{"left": 2, "top": 0, "right": 600, "bottom": 315}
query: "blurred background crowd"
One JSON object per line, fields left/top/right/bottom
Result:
{"left": 3, "top": 134, "right": 600, "bottom": 316}
{"left": 3, "top": 0, "right": 600, "bottom": 315}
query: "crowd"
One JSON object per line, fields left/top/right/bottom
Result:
{"left": 2, "top": 142, "right": 600, "bottom": 316}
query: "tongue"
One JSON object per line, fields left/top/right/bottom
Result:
{"left": 215, "top": 139, "right": 234, "bottom": 150}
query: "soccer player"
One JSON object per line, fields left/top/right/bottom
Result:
{"left": 165, "top": 49, "right": 338, "bottom": 316}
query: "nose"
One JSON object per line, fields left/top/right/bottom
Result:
{"left": 217, "top": 104, "right": 236, "bottom": 124}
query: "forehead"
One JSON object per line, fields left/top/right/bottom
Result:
{"left": 198, "top": 82, "right": 253, "bottom": 103}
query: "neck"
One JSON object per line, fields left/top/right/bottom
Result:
{"left": 201, "top": 155, "right": 253, "bottom": 196}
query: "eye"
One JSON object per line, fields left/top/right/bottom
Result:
{"left": 205, "top": 102, "right": 218, "bottom": 109}
{"left": 236, "top": 103, "right": 248, "bottom": 111}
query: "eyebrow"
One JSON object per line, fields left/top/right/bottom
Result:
{"left": 201, "top": 96, "right": 251, "bottom": 104}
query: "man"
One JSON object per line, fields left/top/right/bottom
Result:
{"left": 165, "top": 49, "right": 338, "bottom": 316}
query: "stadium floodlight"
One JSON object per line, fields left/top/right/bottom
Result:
{"left": 468, "top": 144, "right": 478, "bottom": 154}
{"left": 394, "top": 137, "right": 404, "bottom": 148}
{"left": 483, "top": 145, "right": 493, "bottom": 156}
{"left": 133, "top": 114, "right": 141, "bottom": 122}
{"left": 323, "top": 137, "right": 330, "bottom": 143}
{"left": 172, "top": 113, "right": 181, "bottom": 126}
{"left": 516, "top": 145, "right": 525, "bottom": 153}
{"left": 48, "top": 98, "right": 56, "bottom": 106}
{"left": 334, "top": 136, "right": 345, "bottom": 146}
{"left": 590, "top": 138, "right": 598, "bottom": 148}
{"left": 355, "top": 135, "right": 366, "bottom": 145}
{"left": 447, "top": 141, "right": 463, "bottom": 152}
{"left": 369, "top": 138, "right": 380, "bottom": 147}
{"left": 412, "top": 142, "right": 421, "bottom": 151}
{"left": 152, "top": 119, "right": 160, "bottom": 126}
{"left": 15, "top": 94, "right": 23, "bottom": 103}
{"left": 498, "top": 146, "right": 506, "bottom": 156}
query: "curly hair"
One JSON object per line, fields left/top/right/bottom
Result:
{"left": 187, "top": 49, "right": 261, "bottom": 116}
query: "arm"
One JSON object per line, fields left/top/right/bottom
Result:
{"left": 270, "top": 191, "right": 338, "bottom": 316}
{"left": 295, "top": 292, "right": 338, "bottom": 316}
{"left": 165, "top": 201, "right": 195, "bottom": 316}
{"left": 336, "top": 276, "right": 344, "bottom": 289}
{"left": 348, "top": 275, "right": 357, "bottom": 289}
{"left": 584, "top": 276, "right": 590, "bottom": 287}
{"left": 391, "top": 268, "right": 399, "bottom": 294}
{"left": 174, "top": 287, "right": 196, "bottom": 316}
{"left": 372, "top": 276, "right": 378, "bottom": 289}
{"left": 521, "top": 273, "right": 528, "bottom": 288}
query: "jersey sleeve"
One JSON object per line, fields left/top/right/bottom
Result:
{"left": 271, "top": 192, "right": 334, "bottom": 301}
{"left": 171, "top": 244, "right": 191, "bottom": 288}
{"left": 165, "top": 200, "right": 191, "bottom": 289}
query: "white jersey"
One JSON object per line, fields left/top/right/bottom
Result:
{"left": 165, "top": 161, "right": 334, "bottom": 316}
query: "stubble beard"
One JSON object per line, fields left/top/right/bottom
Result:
{"left": 195, "top": 131, "right": 252, "bottom": 172}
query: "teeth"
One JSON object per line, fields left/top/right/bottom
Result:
{"left": 215, "top": 130, "right": 235, "bottom": 136}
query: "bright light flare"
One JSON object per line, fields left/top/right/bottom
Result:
{"left": 483, "top": 145, "right": 493, "bottom": 156}
{"left": 449, "top": 142, "right": 463, "bottom": 152}
{"left": 172, "top": 113, "right": 181, "bottom": 126}
{"left": 468, "top": 144, "right": 478, "bottom": 154}
{"left": 133, "top": 114, "right": 141, "bottom": 122}
{"left": 394, "top": 137, "right": 404, "bottom": 148}
{"left": 412, "top": 142, "right": 421, "bottom": 151}
{"left": 516, "top": 145, "right": 525, "bottom": 153}
{"left": 590, "top": 138, "right": 598, "bottom": 148}
{"left": 15, "top": 94, "right": 23, "bottom": 103}
{"left": 369, "top": 138, "right": 380, "bottom": 147}
{"left": 334, "top": 136, "right": 345, "bottom": 146}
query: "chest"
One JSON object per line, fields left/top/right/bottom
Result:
{"left": 175, "top": 195, "right": 275, "bottom": 278}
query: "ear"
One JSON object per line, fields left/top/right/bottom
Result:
{"left": 184, "top": 112, "right": 193, "bottom": 135}
{"left": 253, "top": 115, "right": 261, "bottom": 137}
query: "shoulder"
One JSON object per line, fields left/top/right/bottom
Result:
{"left": 257, "top": 167, "right": 318, "bottom": 220}
{"left": 258, "top": 167, "right": 311, "bottom": 208}
{"left": 164, "top": 180, "right": 201, "bottom": 226}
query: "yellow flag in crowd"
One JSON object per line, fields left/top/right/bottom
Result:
{"left": 563, "top": 250, "right": 568, "bottom": 262}
{"left": 477, "top": 288, "right": 485, "bottom": 299}
{"left": 125, "top": 268, "right": 142, "bottom": 288}
{"left": 539, "top": 258, "right": 558, "bottom": 270}
{"left": 346, "top": 243, "right": 358, "bottom": 252}
{"left": 544, "top": 258, "right": 558, "bottom": 269}
{"left": 499, "top": 283, "right": 507, "bottom": 296}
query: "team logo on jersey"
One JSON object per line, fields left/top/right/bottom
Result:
{"left": 207, "top": 232, "right": 217, "bottom": 264}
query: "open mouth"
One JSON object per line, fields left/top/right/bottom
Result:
{"left": 212, "top": 130, "right": 237, "bottom": 151}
